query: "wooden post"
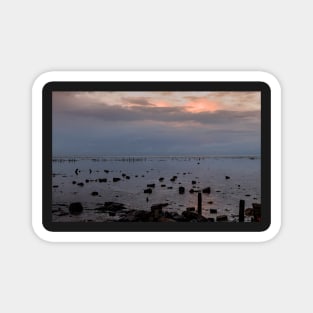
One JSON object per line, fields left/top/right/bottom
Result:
{"left": 239, "top": 200, "right": 245, "bottom": 222}
{"left": 198, "top": 192, "right": 202, "bottom": 215}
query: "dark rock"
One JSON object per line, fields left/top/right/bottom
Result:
{"left": 245, "top": 194, "right": 251, "bottom": 197}
{"left": 208, "top": 201, "right": 213, "bottom": 204}
{"left": 189, "top": 188, "right": 195, "bottom": 194}
{"left": 77, "top": 182, "right": 84, "bottom": 187}
{"left": 98, "top": 178, "right": 107, "bottom": 183}
{"left": 104, "top": 170, "right": 109, "bottom": 173}
{"left": 113, "top": 177, "right": 121, "bottom": 182}
{"left": 167, "top": 187, "right": 173, "bottom": 189}
{"left": 159, "top": 177, "right": 164, "bottom": 182}
{"left": 225, "top": 176, "right": 230, "bottom": 179}
{"left": 126, "top": 176, "right": 130, "bottom": 179}
{"left": 179, "top": 186, "right": 185, "bottom": 194}
{"left": 53, "top": 185, "right": 59, "bottom": 188}
{"left": 186, "top": 207, "right": 195, "bottom": 212}
{"left": 210, "top": 209, "right": 217, "bottom": 214}
{"left": 203, "top": 187, "right": 211, "bottom": 194}
{"left": 192, "top": 180, "right": 197, "bottom": 185}
{"left": 147, "top": 183, "right": 155, "bottom": 188}
{"left": 216, "top": 215, "right": 228, "bottom": 222}
{"left": 85, "top": 179, "right": 89, "bottom": 183}
{"left": 72, "top": 181, "right": 76, "bottom": 184}
{"left": 144, "top": 188, "right": 152, "bottom": 194}
{"left": 96, "top": 202, "right": 127, "bottom": 212}
{"left": 245, "top": 208, "right": 254, "bottom": 216}
{"left": 216, "top": 190, "right": 221, "bottom": 193}
{"left": 122, "top": 173, "right": 126, "bottom": 177}
{"left": 182, "top": 211, "right": 199, "bottom": 221}
{"left": 91, "top": 191, "right": 99, "bottom": 196}
{"left": 161, "top": 184, "right": 166, "bottom": 187}
{"left": 69, "top": 202, "right": 83, "bottom": 215}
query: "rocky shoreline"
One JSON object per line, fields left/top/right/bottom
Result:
{"left": 53, "top": 200, "right": 261, "bottom": 222}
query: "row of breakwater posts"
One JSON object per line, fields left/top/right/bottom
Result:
{"left": 149, "top": 193, "right": 261, "bottom": 222}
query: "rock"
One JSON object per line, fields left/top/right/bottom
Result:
{"left": 192, "top": 180, "right": 197, "bottom": 185}
{"left": 189, "top": 188, "right": 195, "bottom": 193}
{"left": 216, "top": 215, "right": 228, "bottom": 222}
{"left": 179, "top": 186, "right": 185, "bottom": 194}
{"left": 186, "top": 207, "right": 195, "bottom": 212}
{"left": 245, "top": 194, "right": 251, "bottom": 197}
{"left": 104, "top": 170, "right": 109, "bottom": 173}
{"left": 126, "top": 176, "right": 130, "bottom": 179}
{"left": 159, "top": 177, "right": 164, "bottom": 182}
{"left": 53, "top": 185, "right": 59, "bottom": 188}
{"left": 91, "top": 191, "right": 99, "bottom": 196}
{"left": 167, "top": 186, "right": 173, "bottom": 189}
{"left": 202, "top": 187, "right": 211, "bottom": 194}
{"left": 161, "top": 184, "right": 166, "bottom": 187}
{"left": 216, "top": 190, "right": 221, "bottom": 193}
{"left": 98, "top": 178, "right": 107, "bottom": 183}
{"left": 182, "top": 211, "right": 199, "bottom": 221}
{"left": 72, "top": 181, "right": 77, "bottom": 184}
{"left": 77, "top": 182, "right": 84, "bottom": 187}
{"left": 244, "top": 208, "right": 254, "bottom": 216}
{"left": 147, "top": 183, "right": 155, "bottom": 188}
{"left": 225, "top": 176, "right": 230, "bottom": 179}
{"left": 113, "top": 177, "right": 121, "bottom": 182}
{"left": 85, "top": 179, "right": 89, "bottom": 183}
{"left": 210, "top": 209, "right": 217, "bottom": 214}
{"left": 208, "top": 201, "right": 213, "bottom": 204}
{"left": 69, "top": 202, "right": 83, "bottom": 215}
{"left": 144, "top": 188, "right": 152, "bottom": 194}
{"left": 96, "top": 202, "right": 127, "bottom": 212}
{"left": 122, "top": 173, "right": 126, "bottom": 177}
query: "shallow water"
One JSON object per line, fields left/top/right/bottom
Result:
{"left": 52, "top": 156, "right": 261, "bottom": 222}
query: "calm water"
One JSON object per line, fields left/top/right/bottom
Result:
{"left": 52, "top": 156, "right": 261, "bottom": 222}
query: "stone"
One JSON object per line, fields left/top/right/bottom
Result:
{"left": 98, "top": 178, "right": 107, "bottom": 183}
{"left": 77, "top": 182, "right": 84, "bottom": 187}
{"left": 186, "top": 207, "right": 195, "bottom": 212}
{"left": 72, "top": 181, "right": 76, "bottom": 184}
{"left": 113, "top": 177, "right": 121, "bottom": 182}
{"left": 159, "top": 177, "right": 164, "bottom": 182}
{"left": 210, "top": 209, "right": 217, "bottom": 214}
{"left": 216, "top": 215, "right": 228, "bottom": 222}
{"left": 53, "top": 185, "right": 59, "bottom": 188}
{"left": 91, "top": 191, "right": 99, "bottom": 196}
{"left": 69, "top": 202, "right": 83, "bottom": 215}
{"left": 225, "top": 176, "right": 230, "bottom": 179}
{"left": 192, "top": 180, "right": 197, "bottom": 185}
{"left": 189, "top": 188, "right": 195, "bottom": 193}
{"left": 179, "top": 186, "right": 185, "bottom": 194}
{"left": 203, "top": 187, "right": 211, "bottom": 194}
{"left": 147, "top": 183, "right": 155, "bottom": 188}
{"left": 144, "top": 188, "right": 152, "bottom": 194}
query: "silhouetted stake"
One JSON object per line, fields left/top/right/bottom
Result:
{"left": 198, "top": 192, "right": 202, "bottom": 215}
{"left": 239, "top": 200, "right": 245, "bottom": 222}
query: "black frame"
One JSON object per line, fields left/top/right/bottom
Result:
{"left": 43, "top": 81, "right": 271, "bottom": 232}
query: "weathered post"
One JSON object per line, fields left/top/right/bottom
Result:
{"left": 239, "top": 200, "right": 245, "bottom": 222}
{"left": 198, "top": 192, "right": 202, "bottom": 215}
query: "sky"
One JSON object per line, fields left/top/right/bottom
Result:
{"left": 52, "top": 91, "right": 261, "bottom": 156}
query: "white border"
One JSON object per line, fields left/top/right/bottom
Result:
{"left": 32, "top": 71, "right": 281, "bottom": 242}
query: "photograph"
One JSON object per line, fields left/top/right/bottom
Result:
{"left": 52, "top": 90, "right": 261, "bottom": 223}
